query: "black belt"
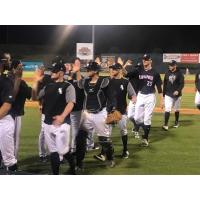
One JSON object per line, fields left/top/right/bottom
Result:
{"left": 86, "top": 108, "right": 103, "bottom": 114}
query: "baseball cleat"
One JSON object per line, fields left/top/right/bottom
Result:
{"left": 87, "top": 144, "right": 100, "bottom": 151}
{"left": 39, "top": 156, "right": 48, "bottom": 163}
{"left": 141, "top": 139, "right": 149, "bottom": 147}
{"left": 121, "top": 150, "right": 129, "bottom": 159}
{"left": 162, "top": 125, "right": 169, "bottom": 131}
{"left": 107, "top": 160, "right": 116, "bottom": 168}
{"left": 93, "top": 154, "right": 106, "bottom": 162}
{"left": 134, "top": 132, "right": 140, "bottom": 139}
{"left": 173, "top": 124, "right": 179, "bottom": 128}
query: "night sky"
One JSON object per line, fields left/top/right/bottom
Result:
{"left": 1, "top": 25, "right": 200, "bottom": 53}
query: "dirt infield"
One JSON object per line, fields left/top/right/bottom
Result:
{"left": 25, "top": 101, "right": 200, "bottom": 115}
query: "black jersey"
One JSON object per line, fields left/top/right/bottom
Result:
{"left": 108, "top": 78, "right": 136, "bottom": 114}
{"left": 0, "top": 75, "right": 14, "bottom": 108}
{"left": 39, "top": 81, "right": 76, "bottom": 125}
{"left": 11, "top": 80, "right": 32, "bottom": 116}
{"left": 136, "top": 68, "right": 162, "bottom": 94}
{"left": 195, "top": 71, "right": 200, "bottom": 92}
{"left": 125, "top": 65, "right": 140, "bottom": 94}
{"left": 38, "top": 74, "right": 53, "bottom": 114}
{"left": 68, "top": 78, "right": 84, "bottom": 111}
{"left": 163, "top": 68, "right": 184, "bottom": 98}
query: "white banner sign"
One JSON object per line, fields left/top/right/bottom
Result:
{"left": 163, "top": 54, "right": 181, "bottom": 62}
{"left": 76, "top": 43, "right": 94, "bottom": 60}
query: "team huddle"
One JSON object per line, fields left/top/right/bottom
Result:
{"left": 0, "top": 52, "right": 199, "bottom": 175}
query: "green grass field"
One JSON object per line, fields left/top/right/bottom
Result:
{"left": 19, "top": 108, "right": 200, "bottom": 175}
{"left": 15, "top": 72, "right": 200, "bottom": 175}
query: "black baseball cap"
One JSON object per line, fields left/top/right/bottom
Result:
{"left": 142, "top": 54, "right": 151, "bottom": 61}
{"left": 86, "top": 61, "right": 101, "bottom": 72}
{"left": 109, "top": 63, "right": 123, "bottom": 70}
{"left": 52, "top": 56, "right": 65, "bottom": 65}
{"left": 51, "top": 63, "right": 66, "bottom": 73}
{"left": 169, "top": 60, "right": 177, "bottom": 66}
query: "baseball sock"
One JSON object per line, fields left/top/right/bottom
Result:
{"left": 64, "top": 152, "right": 76, "bottom": 175}
{"left": 106, "top": 142, "right": 114, "bottom": 161}
{"left": 0, "top": 151, "right": 2, "bottom": 167}
{"left": 121, "top": 135, "right": 128, "bottom": 152}
{"left": 50, "top": 152, "right": 60, "bottom": 175}
{"left": 76, "top": 130, "right": 87, "bottom": 168}
{"left": 131, "top": 118, "right": 138, "bottom": 131}
{"left": 175, "top": 111, "right": 179, "bottom": 124}
{"left": 164, "top": 112, "right": 170, "bottom": 126}
{"left": 197, "top": 104, "right": 200, "bottom": 110}
{"left": 143, "top": 125, "right": 151, "bottom": 140}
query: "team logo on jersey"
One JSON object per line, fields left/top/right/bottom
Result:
{"left": 120, "top": 85, "right": 124, "bottom": 90}
{"left": 58, "top": 88, "right": 63, "bottom": 94}
{"left": 139, "top": 75, "right": 153, "bottom": 81}
{"left": 169, "top": 74, "right": 176, "bottom": 84}
{"left": 89, "top": 88, "right": 94, "bottom": 93}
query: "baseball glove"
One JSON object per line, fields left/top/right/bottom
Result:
{"left": 106, "top": 110, "right": 122, "bottom": 124}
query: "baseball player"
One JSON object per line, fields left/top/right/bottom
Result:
{"left": 125, "top": 54, "right": 163, "bottom": 146}
{"left": 124, "top": 62, "right": 141, "bottom": 139}
{"left": 162, "top": 60, "right": 184, "bottom": 131}
{"left": 0, "top": 57, "right": 17, "bottom": 172}
{"left": 67, "top": 58, "right": 85, "bottom": 153}
{"left": 33, "top": 62, "right": 76, "bottom": 175}
{"left": 95, "top": 63, "right": 136, "bottom": 160}
{"left": 36, "top": 65, "right": 53, "bottom": 162}
{"left": 76, "top": 62, "right": 116, "bottom": 168}
{"left": 8, "top": 60, "right": 32, "bottom": 159}
{"left": 194, "top": 70, "right": 200, "bottom": 109}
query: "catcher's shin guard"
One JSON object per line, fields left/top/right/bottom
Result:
{"left": 98, "top": 136, "right": 114, "bottom": 161}
{"left": 76, "top": 130, "right": 88, "bottom": 168}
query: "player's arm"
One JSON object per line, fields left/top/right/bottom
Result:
{"left": 0, "top": 103, "right": 12, "bottom": 120}
{"left": 155, "top": 73, "right": 163, "bottom": 108}
{"left": 127, "top": 82, "right": 137, "bottom": 103}
{"left": 174, "top": 72, "right": 185, "bottom": 96}
{"left": 0, "top": 79, "right": 14, "bottom": 119}
{"left": 53, "top": 84, "right": 76, "bottom": 126}
{"left": 32, "top": 69, "right": 44, "bottom": 100}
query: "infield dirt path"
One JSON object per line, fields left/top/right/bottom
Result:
{"left": 26, "top": 101, "right": 200, "bottom": 115}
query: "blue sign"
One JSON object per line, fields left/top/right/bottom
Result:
{"left": 23, "top": 61, "right": 43, "bottom": 71}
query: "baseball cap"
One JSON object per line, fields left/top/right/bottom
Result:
{"left": 109, "top": 63, "right": 123, "bottom": 70}
{"left": 169, "top": 60, "right": 177, "bottom": 66}
{"left": 142, "top": 54, "right": 151, "bottom": 61}
{"left": 86, "top": 61, "right": 101, "bottom": 71}
{"left": 51, "top": 63, "right": 66, "bottom": 73}
{"left": 52, "top": 56, "right": 65, "bottom": 65}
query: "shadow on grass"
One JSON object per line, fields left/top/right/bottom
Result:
{"left": 18, "top": 155, "right": 50, "bottom": 174}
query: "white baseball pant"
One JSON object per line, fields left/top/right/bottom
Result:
{"left": 134, "top": 92, "right": 156, "bottom": 125}
{"left": 70, "top": 110, "right": 82, "bottom": 152}
{"left": 81, "top": 108, "right": 111, "bottom": 137}
{"left": 164, "top": 95, "right": 181, "bottom": 112}
{"left": 38, "top": 114, "right": 48, "bottom": 157}
{"left": 195, "top": 91, "right": 200, "bottom": 105}
{"left": 14, "top": 116, "right": 22, "bottom": 159}
{"left": 0, "top": 115, "right": 17, "bottom": 167}
{"left": 44, "top": 123, "right": 70, "bottom": 155}
{"left": 110, "top": 114, "right": 128, "bottom": 136}
{"left": 127, "top": 101, "right": 136, "bottom": 121}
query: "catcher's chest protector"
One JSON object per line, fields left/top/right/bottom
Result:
{"left": 83, "top": 77, "right": 107, "bottom": 112}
